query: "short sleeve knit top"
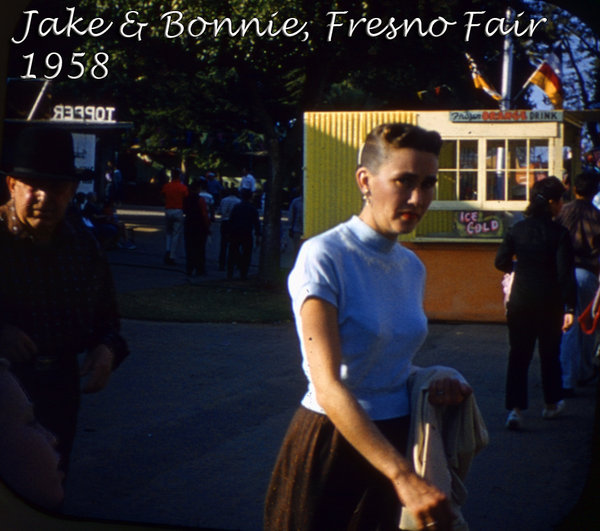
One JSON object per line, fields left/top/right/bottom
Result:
{"left": 288, "top": 216, "right": 428, "bottom": 420}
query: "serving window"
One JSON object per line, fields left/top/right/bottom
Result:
{"left": 485, "top": 139, "right": 549, "bottom": 201}
{"left": 436, "top": 139, "right": 478, "bottom": 201}
{"left": 416, "top": 137, "right": 552, "bottom": 241}
{"left": 431, "top": 137, "right": 550, "bottom": 208}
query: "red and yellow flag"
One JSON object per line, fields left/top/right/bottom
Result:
{"left": 524, "top": 54, "right": 564, "bottom": 109}
{"left": 465, "top": 53, "right": 502, "bottom": 102}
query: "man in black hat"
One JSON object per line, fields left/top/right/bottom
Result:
{"left": 0, "top": 127, "right": 129, "bottom": 478}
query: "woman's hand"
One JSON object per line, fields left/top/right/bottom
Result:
{"left": 427, "top": 377, "right": 472, "bottom": 406}
{"left": 301, "top": 298, "right": 456, "bottom": 529}
{"left": 80, "top": 345, "right": 114, "bottom": 393}
{"left": 562, "top": 312, "right": 574, "bottom": 332}
{"left": 392, "top": 472, "right": 455, "bottom": 530}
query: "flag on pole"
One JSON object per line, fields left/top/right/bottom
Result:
{"left": 523, "top": 53, "right": 564, "bottom": 109}
{"left": 465, "top": 53, "right": 502, "bottom": 102}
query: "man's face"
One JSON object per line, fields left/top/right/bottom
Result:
{"left": 7, "top": 176, "right": 76, "bottom": 239}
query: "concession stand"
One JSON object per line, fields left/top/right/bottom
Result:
{"left": 302, "top": 109, "right": 600, "bottom": 322}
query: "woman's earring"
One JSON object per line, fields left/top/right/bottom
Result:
{"left": 363, "top": 190, "right": 371, "bottom": 204}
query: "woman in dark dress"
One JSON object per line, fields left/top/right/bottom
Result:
{"left": 495, "top": 176, "right": 576, "bottom": 430}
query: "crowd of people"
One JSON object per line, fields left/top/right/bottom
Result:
{"left": 0, "top": 122, "right": 598, "bottom": 531}
{"left": 88, "top": 154, "right": 302, "bottom": 282}
{"left": 495, "top": 171, "right": 600, "bottom": 431}
{"left": 159, "top": 166, "right": 265, "bottom": 280}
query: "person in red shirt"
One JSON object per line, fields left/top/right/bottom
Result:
{"left": 160, "top": 169, "right": 189, "bottom": 265}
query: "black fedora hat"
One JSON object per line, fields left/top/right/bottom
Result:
{"left": 1, "top": 127, "right": 80, "bottom": 181}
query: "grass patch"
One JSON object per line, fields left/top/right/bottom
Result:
{"left": 117, "top": 280, "right": 293, "bottom": 323}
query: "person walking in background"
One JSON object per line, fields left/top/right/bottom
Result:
{"left": 495, "top": 176, "right": 576, "bottom": 430}
{"left": 105, "top": 160, "right": 123, "bottom": 205}
{"left": 160, "top": 169, "right": 188, "bottom": 265}
{"left": 228, "top": 188, "right": 260, "bottom": 280}
{"left": 239, "top": 167, "right": 256, "bottom": 193}
{"left": 557, "top": 171, "right": 600, "bottom": 395}
{"left": 81, "top": 191, "right": 119, "bottom": 249}
{"left": 198, "top": 178, "right": 216, "bottom": 221}
{"left": 183, "top": 180, "right": 211, "bottom": 277}
{"left": 265, "top": 123, "right": 467, "bottom": 531}
{"left": 0, "top": 127, "right": 129, "bottom": 479}
{"left": 103, "top": 198, "right": 136, "bottom": 250}
{"left": 217, "top": 188, "right": 241, "bottom": 271}
{"left": 104, "top": 161, "right": 114, "bottom": 203}
{"left": 205, "top": 171, "right": 223, "bottom": 208}
{"left": 288, "top": 188, "right": 303, "bottom": 256}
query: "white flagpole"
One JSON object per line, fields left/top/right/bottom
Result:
{"left": 27, "top": 79, "right": 50, "bottom": 121}
{"left": 500, "top": 7, "right": 514, "bottom": 111}
{"left": 512, "top": 61, "right": 543, "bottom": 104}
{"left": 522, "top": 62, "right": 542, "bottom": 91}
{"left": 496, "top": 7, "right": 514, "bottom": 200}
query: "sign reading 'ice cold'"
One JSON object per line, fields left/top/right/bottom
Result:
{"left": 456, "top": 211, "right": 502, "bottom": 238}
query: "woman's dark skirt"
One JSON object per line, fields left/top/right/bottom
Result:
{"left": 264, "top": 406, "right": 409, "bottom": 531}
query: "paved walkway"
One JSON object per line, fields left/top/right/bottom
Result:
{"left": 61, "top": 206, "right": 597, "bottom": 531}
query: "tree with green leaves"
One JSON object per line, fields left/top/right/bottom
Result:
{"left": 9, "top": 0, "right": 539, "bottom": 281}
{"left": 521, "top": 1, "right": 600, "bottom": 145}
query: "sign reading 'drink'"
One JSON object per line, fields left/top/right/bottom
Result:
{"left": 450, "top": 110, "right": 564, "bottom": 123}
{"left": 51, "top": 104, "right": 116, "bottom": 123}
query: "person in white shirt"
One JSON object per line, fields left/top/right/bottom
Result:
{"left": 288, "top": 190, "right": 303, "bottom": 256}
{"left": 217, "top": 189, "right": 241, "bottom": 271}
{"left": 239, "top": 168, "right": 256, "bottom": 193}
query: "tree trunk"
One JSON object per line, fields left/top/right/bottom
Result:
{"left": 258, "top": 136, "right": 282, "bottom": 285}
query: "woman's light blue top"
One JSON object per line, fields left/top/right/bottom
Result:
{"left": 288, "top": 216, "right": 428, "bottom": 420}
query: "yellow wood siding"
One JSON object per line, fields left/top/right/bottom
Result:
{"left": 301, "top": 109, "right": 589, "bottom": 321}
{"left": 303, "top": 111, "right": 418, "bottom": 238}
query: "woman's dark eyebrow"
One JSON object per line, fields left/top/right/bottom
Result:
{"left": 394, "top": 172, "right": 438, "bottom": 182}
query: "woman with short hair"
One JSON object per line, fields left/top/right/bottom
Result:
{"left": 265, "top": 123, "right": 470, "bottom": 531}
